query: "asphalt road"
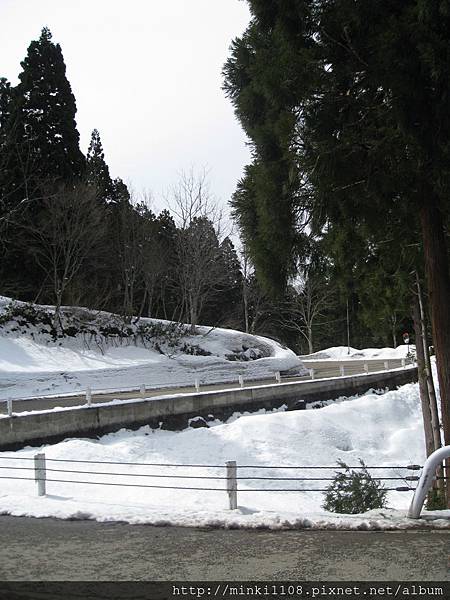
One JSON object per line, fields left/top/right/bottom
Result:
{"left": 0, "top": 359, "right": 407, "bottom": 415}
{"left": 0, "top": 516, "right": 447, "bottom": 581}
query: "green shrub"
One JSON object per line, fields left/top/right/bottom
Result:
{"left": 322, "top": 459, "right": 387, "bottom": 514}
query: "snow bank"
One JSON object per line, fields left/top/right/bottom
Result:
{"left": 0, "top": 382, "right": 448, "bottom": 529}
{"left": 302, "top": 346, "right": 412, "bottom": 360}
{"left": 0, "top": 298, "right": 305, "bottom": 400}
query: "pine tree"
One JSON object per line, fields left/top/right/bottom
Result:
{"left": 13, "top": 27, "right": 85, "bottom": 185}
{"left": 0, "top": 28, "right": 86, "bottom": 301}
{"left": 223, "top": 8, "right": 312, "bottom": 294}
{"left": 225, "top": 2, "right": 450, "bottom": 502}
{"left": 0, "top": 78, "right": 14, "bottom": 219}
{"left": 86, "top": 129, "right": 115, "bottom": 204}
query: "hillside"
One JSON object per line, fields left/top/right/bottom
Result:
{"left": 0, "top": 297, "right": 306, "bottom": 400}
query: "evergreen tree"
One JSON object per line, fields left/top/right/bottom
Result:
{"left": 202, "top": 237, "right": 242, "bottom": 327}
{"left": 224, "top": 1, "right": 450, "bottom": 478}
{"left": 0, "top": 78, "right": 14, "bottom": 228}
{"left": 86, "top": 129, "right": 115, "bottom": 204}
{"left": 223, "top": 8, "right": 312, "bottom": 294}
{"left": 15, "top": 27, "right": 85, "bottom": 183}
{"left": 0, "top": 78, "right": 12, "bottom": 134}
{"left": 0, "top": 28, "right": 86, "bottom": 301}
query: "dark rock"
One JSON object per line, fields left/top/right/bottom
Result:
{"left": 188, "top": 416, "right": 210, "bottom": 429}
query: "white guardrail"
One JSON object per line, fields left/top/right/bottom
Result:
{"left": 2, "top": 357, "right": 415, "bottom": 415}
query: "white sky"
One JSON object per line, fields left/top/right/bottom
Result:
{"left": 1, "top": 0, "right": 251, "bottom": 215}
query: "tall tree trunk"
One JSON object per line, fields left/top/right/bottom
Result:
{"left": 416, "top": 272, "right": 442, "bottom": 454}
{"left": 190, "top": 296, "right": 198, "bottom": 334}
{"left": 243, "top": 277, "right": 249, "bottom": 334}
{"left": 307, "top": 324, "right": 313, "bottom": 354}
{"left": 412, "top": 293, "right": 435, "bottom": 458}
{"left": 346, "top": 297, "right": 351, "bottom": 354}
{"left": 391, "top": 315, "right": 397, "bottom": 348}
{"left": 419, "top": 198, "right": 450, "bottom": 504}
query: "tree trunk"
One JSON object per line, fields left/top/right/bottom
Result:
{"left": 243, "top": 277, "right": 249, "bottom": 334}
{"left": 307, "top": 325, "right": 313, "bottom": 354}
{"left": 391, "top": 316, "right": 397, "bottom": 348}
{"left": 346, "top": 298, "right": 350, "bottom": 354}
{"left": 189, "top": 296, "right": 198, "bottom": 334}
{"left": 416, "top": 272, "right": 442, "bottom": 454}
{"left": 412, "top": 293, "right": 435, "bottom": 458}
{"left": 419, "top": 199, "right": 450, "bottom": 504}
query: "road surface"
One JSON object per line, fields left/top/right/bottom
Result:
{"left": 0, "top": 359, "right": 408, "bottom": 415}
{"left": 0, "top": 516, "right": 447, "bottom": 581}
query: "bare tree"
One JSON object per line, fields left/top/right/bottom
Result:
{"left": 279, "top": 271, "right": 337, "bottom": 354}
{"left": 21, "top": 182, "right": 105, "bottom": 325}
{"left": 168, "top": 169, "right": 230, "bottom": 333}
{"left": 168, "top": 167, "right": 223, "bottom": 229}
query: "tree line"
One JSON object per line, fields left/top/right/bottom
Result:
{"left": 0, "top": 27, "right": 413, "bottom": 351}
{"left": 0, "top": 28, "right": 245, "bottom": 333}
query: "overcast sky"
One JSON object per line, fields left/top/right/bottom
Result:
{"left": 1, "top": 0, "right": 252, "bottom": 214}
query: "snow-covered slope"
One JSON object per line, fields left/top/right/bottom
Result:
{"left": 301, "top": 345, "right": 413, "bottom": 360}
{"left": 0, "top": 381, "right": 448, "bottom": 529}
{"left": 0, "top": 298, "right": 306, "bottom": 400}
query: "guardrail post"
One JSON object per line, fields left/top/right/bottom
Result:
{"left": 408, "top": 446, "right": 450, "bottom": 519}
{"left": 364, "top": 363, "right": 369, "bottom": 374}
{"left": 86, "top": 385, "right": 92, "bottom": 407}
{"left": 238, "top": 375, "right": 244, "bottom": 388}
{"left": 384, "top": 360, "right": 389, "bottom": 371}
{"left": 275, "top": 371, "right": 281, "bottom": 383}
{"left": 7, "top": 398, "right": 12, "bottom": 417}
{"left": 34, "top": 453, "right": 46, "bottom": 497}
{"left": 340, "top": 365, "right": 345, "bottom": 377}
{"left": 140, "top": 384, "right": 145, "bottom": 397}
{"left": 226, "top": 460, "right": 238, "bottom": 510}
{"left": 309, "top": 368, "right": 315, "bottom": 380}
{"left": 195, "top": 378, "right": 200, "bottom": 392}
{"left": 401, "top": 358, "right": 406, "bottom": 368}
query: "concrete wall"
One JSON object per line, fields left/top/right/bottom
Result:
{"left": 0, "top": 367, "right": 417, "bottom": 451}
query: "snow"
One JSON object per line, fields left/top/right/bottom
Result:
{"left": 0, "top": 298, "right": 305, "bottom": 400}
{"left": 0, "top": 382, "right": 448, "bottom": 529}
{"left": 302, "top": 346, "right": 412, "bottom": 360}
{"left": 0, "top": 297, "right": 445, "bottom": 529}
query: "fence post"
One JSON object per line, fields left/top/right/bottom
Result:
{"left": 401, "top": 358, "right": 406, "bottom": 368}
{"left": 195, "top": 378, "right": 200, "bottom": 392}
{"left": 275, "top": 371, "right": 281, "bottom": 383}
{"left": 86, "top": 385, "right": 92, "bottom": 407}
{"left": 340, "top": 365, "right": 345, "bottom": 377}
{"left": 238, "top": 375, "right": 244, "bottom": 388}
{"left": 384, "top": 360, "right": 389, "bottom": 371}
{"left": 364, "top": 363, "right": 369, "bottom": 374}
{"left": 140, "top": 384, "right": 146, "bottom": 397}
{"left": 7, "top": 398, "right": 12, "bottom": 417}
{"left": 226, "top": 460, "right": 238, "bottom": 510}
{"left": 34, "top": 453, "right": 46, "bottom": 497}
{"left": 309, "top": 368, "right": 315, "bottom": 380}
